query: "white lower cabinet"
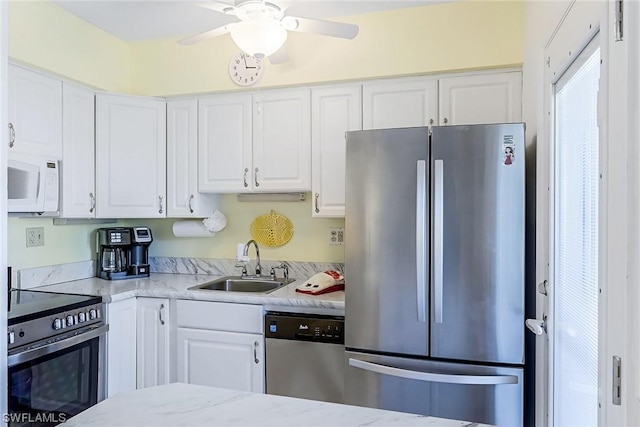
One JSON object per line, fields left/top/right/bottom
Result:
{"left": 106, "top": 298, "right": 137, "bottom": 397}
{"left": 176, "top": 328, "right": 264, "bottom": 392}
{"left": 136, "top": 298, "right": 171, "bottom": 389}
{"left": 175, "top": 300, "right": 265, "bottom": 393}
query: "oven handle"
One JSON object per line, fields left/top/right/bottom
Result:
{"left": 8, "top": 324, "right": 109, "bottom": 367}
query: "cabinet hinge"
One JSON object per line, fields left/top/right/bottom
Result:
{"left": 613, "top": 356, "right": 622, "bottom": 405}
{"left": 615, "top": 0, "right": 624, "bottom": 42}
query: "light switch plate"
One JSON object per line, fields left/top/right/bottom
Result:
{"left": 328, "top": 227, "right": 344, "bottom": 246}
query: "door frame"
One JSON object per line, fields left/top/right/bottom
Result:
{"left": 538, "top": 1, "right": 629, "bottom": 425}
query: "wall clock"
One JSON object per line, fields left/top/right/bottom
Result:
{"left": 229, "top": 51, "right": 264, "bottom": 87}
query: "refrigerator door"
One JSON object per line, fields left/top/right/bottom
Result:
{"left": 431, "top": 123, "right": 525, "bottom": 364}
{"left": 345, "top": 127, "right": 429, "bottom": 356}
{"left": 345, "top": 350, "right": 524, "bottom": 426}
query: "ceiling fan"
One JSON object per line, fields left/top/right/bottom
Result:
{"left": 178, "top": 0, "right": 359, "bottom": 63}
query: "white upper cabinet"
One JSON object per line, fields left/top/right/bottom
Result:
{"left": 438, "top": 71, "right": 522, "bottom": 125}
{"left": 95, "top": 93, "right": 166, "bottom": 218}
{"left": 167, "top": 99, "right": 220, "bottom": 217}
{"left": 311, "top": 85, "right": 362, "bottom": 217}
{"left": 198, "top": 94, "right": 253, "bottom": 193}
{"left": 60, "top": 82, "right": 96, "bottom": 218}
{"left": 253, "top": 89, "right": 311, "bottom": 192}
{"left": 362, "top": 78, "right": 438, "bottom": 130}
{"left": 198, "top": 88, "right": 311, "bottom": 193}
{"left": 8, "top": 64, "right": 62, "bottom": 158}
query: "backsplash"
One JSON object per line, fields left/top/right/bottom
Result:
{"left": 17, "top": 257, "right": 344, "bottom": 290}
{"left": 150, "top": 257, "right": 343, "bottom": 279}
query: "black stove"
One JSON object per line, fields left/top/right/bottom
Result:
{"left": 7, "top": 289, "right": 104, "bottom": 351}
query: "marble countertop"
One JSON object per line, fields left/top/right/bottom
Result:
{"left": 65, "top": 383, "right": 488, "bottom": 427}
{"left": 34, "top": 273, "right": 345, "bottom": 313}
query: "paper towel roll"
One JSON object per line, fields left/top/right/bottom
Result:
{"left": 172, "top": 221, "right": 217, "bottom": 238}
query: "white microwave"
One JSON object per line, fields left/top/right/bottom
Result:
{"left": 7, "top": 153, "right": 60, "bottom": 215}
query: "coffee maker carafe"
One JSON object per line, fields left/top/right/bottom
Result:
{"left": 96, "top": 227, "right": 153, "bottom": 280}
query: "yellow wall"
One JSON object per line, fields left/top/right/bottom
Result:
{"left": 122, "top": 194, "right": 345, "bottom": 263}
{"left": 131, "top": 1, "right": 524, "bottom": 96}
{"left": 6, "top": 0, "right": 524, "bottom": 271}
{"left": 8, "top": 0, "right": 131, "bottom": 92}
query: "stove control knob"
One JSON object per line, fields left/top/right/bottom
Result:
{"left": 78, "top": 312, "right": 87, "bottom": 323}
{"left": 89, "top": 309, "right": 97, "bottom": 320}
{"left": 66, "top": 315, "right": 75, "bottom": 327}
{"left": 53, "top": 318, "right": 63, "bottom": 330}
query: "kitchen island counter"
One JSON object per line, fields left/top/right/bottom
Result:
{"left": 65, "top": 383, "right": 488, "bottom": 427}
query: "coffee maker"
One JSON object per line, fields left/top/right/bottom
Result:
{"left": 96, "top": 227, "right": 153, "bottom": 280}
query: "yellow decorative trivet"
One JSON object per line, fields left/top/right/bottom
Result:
{"left": 250, "top": 210, "right": 294, "bottom": 247}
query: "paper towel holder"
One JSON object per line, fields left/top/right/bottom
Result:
{"left": 236, "top": 193, "right": 306, "bottom": 202}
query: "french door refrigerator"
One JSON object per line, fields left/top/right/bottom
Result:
{"left": 344, "top": 124, "right": 525, "bottom": 426}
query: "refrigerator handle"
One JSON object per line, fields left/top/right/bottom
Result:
{"left": 434, "top": 159, "right": 444, "bottom": 324}
{"left": 416, "top": 160, "right": 427, "bottom": 323}
{"left": 349, "top": 358, "right": 518, "bottom": 386}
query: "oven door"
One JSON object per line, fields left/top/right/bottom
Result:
{"left": 7, "top": 324, "right": 108, "bottom": 426}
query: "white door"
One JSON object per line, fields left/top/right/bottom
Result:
{"left": 176, "top": 328, "right": 264, "bottom": 393}
{"left": 311, "top": 84, "right": 362, "bottom": 217}
{"left": 106, "top": 298, "right": 137, "bottom": 397}
{"left": 136, "top": 298, "right": 170, "bottom": 389}
{"left": 533, "top": 2, "right": 629, "bottom": 426}
{"left": 61, "top": 82, "right": 96, "bottom": 218}
{"left": 8, "top": 65, "right": 62, "bottom": 158}
{"left": 438, "top": 72, "right": 522, "bottom": 126}
{"left": 167, "top": 99, "right": 220, "bottom": 217}
{"left": 362, "top": 77, "right": 437, "bottom": 129}
{"left": 550, "top": 36, "right": 601, "bottom": 427}
{"left": 95, "top": 93, "right": 166, "bottom": 218}
{"left": 198, "top": 94, "right": 253, "bottom": 193}
{"left": 253, "top": 88, "right": 311, "bottom": 192}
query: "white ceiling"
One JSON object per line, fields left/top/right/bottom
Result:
{"left": 51, "top": 0, "right": 442, "bottom": 42}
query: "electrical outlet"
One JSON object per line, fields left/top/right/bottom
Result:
{"left": 26, "top": 227, "right": 44, "bottom": 248}
{"left": 328, "top": 227, "right": 344, "bottom": 246}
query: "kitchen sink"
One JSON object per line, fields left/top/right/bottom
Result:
{"left": 188, "top": 276, "right": 294, "bottom": 294}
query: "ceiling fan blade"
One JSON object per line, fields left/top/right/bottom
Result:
{"left": 195, "top": 1, "right": 236, "bottom": 14}
{"left": 282, "top": 16, "right": 359, "bottom": 39}
{"left": 268, "top": 46, "right": 289, "bottom": 64}
{"left": 177, "top": 24, "right": 234, "bottom": 45}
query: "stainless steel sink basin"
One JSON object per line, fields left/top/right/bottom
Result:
{"left": 188, "top": 276, "right": 294, "bottom": 293}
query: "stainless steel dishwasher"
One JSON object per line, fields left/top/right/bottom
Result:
{"left": 265, "top": 311, "right": 345, "bottom": 403}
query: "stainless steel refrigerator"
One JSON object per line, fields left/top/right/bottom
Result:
{"left": 344, "top": 124, "right": 525, "bottom": 426}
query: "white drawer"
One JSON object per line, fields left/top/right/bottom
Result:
{"left": 176, "top": 300, "right": 263, "bottom": 334}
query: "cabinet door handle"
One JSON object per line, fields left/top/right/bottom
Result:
{"left": 89, "top": 193, "right": 96, "bottom": 213}
{"left": 314, "top": 193, "right": 320, "bottom": 213}
{"left": 158, "top": 196, "right": 164, "bottom": 214}
{"left": 159, "top": 304, "right": 165, "bottom": 325}
{"left": 8, "top": 122, "right": 15, "bottom": 148}
{"left": 253, "top": 341, "right": 259, "bottom": 364}
{"left": 443, "top": 117, "right": 449, "bottom": 125}
{"left": 188, "top": 195, "right": 194, "bottom": 214}
{"left": 254, "top": 168, "right": 260, "bottom": 187}
{"left": 243, "top": 168, "right": 249, "bottom": 188}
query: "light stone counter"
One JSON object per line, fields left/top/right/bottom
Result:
{"left": 34, "top": 272, "right": 345, "bottom": 313}
{"left": 65, "top": 383, "right": 489, "bottom": 427}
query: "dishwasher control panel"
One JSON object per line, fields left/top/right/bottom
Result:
{"left": 265, "top": 312, "right": 344, "bottom": 344}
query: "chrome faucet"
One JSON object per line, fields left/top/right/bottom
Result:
{"left": 243, "top": 239, "right": 262, "bottom": 277}
{"left": 270, "top": 262, "right": 289, "bottom": 281}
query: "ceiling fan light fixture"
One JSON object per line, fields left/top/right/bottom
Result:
{"left": 230, "top": 19, "right": 287, "bottom": 58}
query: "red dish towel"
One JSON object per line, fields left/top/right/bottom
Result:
{"left": 295, "top": 270, "right": 345, "bottom": 295}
